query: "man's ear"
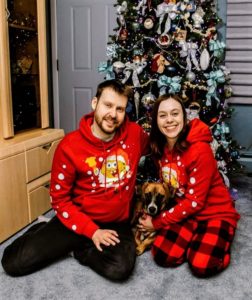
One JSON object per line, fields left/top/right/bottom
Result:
{"left": 91, "top": 97, "right": 98, "bottom": 111}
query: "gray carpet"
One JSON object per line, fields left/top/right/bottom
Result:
{"left": 0, "top": 175, "right": 252, "bottom": 300}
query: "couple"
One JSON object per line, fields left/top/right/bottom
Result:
{"left": 2, "top": 80, "right": 240, "bottom": 280}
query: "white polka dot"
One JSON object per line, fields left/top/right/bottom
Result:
{"left": 165, "top": 159, "right": 168, "bottom": 163}
{"left": 107, "top": 149, "right": 110, "bottom": 152}
{"left": 126, "top": 186, "right": 129, "bottom": 190}
{"left": 192, "top": 201, "right": 197, "bottom": 208}
{"left": 177, "top": 161, "right": 182, "bottom": 166}
{"left": 58, "top": 173, "right": 65, "bottom": 180}
{"left": 54, "top": 210, "right": 57, "bottom": 214}
{"left": 179, "top": 203, "right": 182, "bottom": 206}
{"left": 177, "top": 156, "right": 180, "bottom": 160}
{"left": 169, "top": 208, "right": 174, "bottom": 213}
{"left": 62, "top": 212, "right": 69, "bottom": 218}
{"left": 162, "top": 212, "right": 166, "bottom": 217}
{"left": 189, "top": 189, "right": 194, "bottom": 194}
{"left": 72, "top": 225, "right": 77, "bottom": 231}
{"left": 62, "top": 164, "right": 66, "bottom": 169}
{"left": 190, "top": 177, "right": 196, "bottom": 184}
{"left": 193, "top": 168, "right": 197, "bottom": 172}
{"left": 55, "top": 184, "right": 61, "bottom": 190}
{"left": 98, "top": 157, "right": 103, "bottom": 162}
{"left": 122, "top": 144, "right": 126, "bottom": 149}
{"left": 87, "top": 171, "right": 92, "bottom": 175}
{"left": 91, "top": 190, "right": 95, "bottom": 193}
{"left": 120, "top": 141, "right": 124, "bottom": 144}
{"left": 182, "top": 211, "right": 186, "bottom": 215}
{"left": 92, "top": 182, "right": 96, "bottom": 187}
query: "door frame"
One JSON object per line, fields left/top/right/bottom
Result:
{"left": 50, "top": 0, "right": 60, "bottom": 128}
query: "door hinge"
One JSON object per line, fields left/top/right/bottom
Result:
{"left": 56, "top": 59, "right": 59, "bottom": 71}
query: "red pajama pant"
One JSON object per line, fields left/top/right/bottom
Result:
{"left": 151, "top": 219, "right": 236, "bottom": 277}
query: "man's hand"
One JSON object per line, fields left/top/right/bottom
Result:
{"left": 92, "top": 229, "right": 120, "bottom": 251}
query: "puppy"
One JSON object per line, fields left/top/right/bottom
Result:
{"left": 132, "top": 182, "right": 170, "bottom": 255}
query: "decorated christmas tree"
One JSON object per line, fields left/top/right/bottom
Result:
{"left": 98, "top": 0, "right": 243, "bottom": 184}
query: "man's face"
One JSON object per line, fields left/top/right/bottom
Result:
{"left": 91, "top": 88, "right": 128, "bottom": 138}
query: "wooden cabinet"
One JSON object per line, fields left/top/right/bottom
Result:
{"left": 0, "top": 0, "right": 64, "bottom": 242}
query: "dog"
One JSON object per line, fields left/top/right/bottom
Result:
{"left": 132, "top": 182, "right": 170, "bottom": 255}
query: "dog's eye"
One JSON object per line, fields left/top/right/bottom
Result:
{"left": 156, "top": 194, "right": 165, "bottom": 203}
{"left": 144, "top": 192, "right": 152, "bottom": 201}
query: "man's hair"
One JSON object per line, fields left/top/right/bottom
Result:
{"left": 95, "top": 79, "right": 133, "bottom": 99}
{"left": 150, "top": 94, "right": 189, "bottom": 159}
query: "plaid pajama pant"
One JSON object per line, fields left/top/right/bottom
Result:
{"left": 151, "top": 219, "right": 236, "bottom": 277}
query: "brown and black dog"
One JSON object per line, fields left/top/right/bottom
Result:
{"left": 132, "top": 182, "right": 170, "bottom": 255}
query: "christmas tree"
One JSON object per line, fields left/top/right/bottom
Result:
{"left": 98, "top": 0, "right": 243, "bottom": 184}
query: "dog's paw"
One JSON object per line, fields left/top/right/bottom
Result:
{"left": 136, "top": 245, "right": 145, "bottom": 256}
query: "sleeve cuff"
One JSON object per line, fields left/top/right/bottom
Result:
{"left": 81, "top": 220, "right": 100, "bottom": 239}
{"left": 152, "top": 215, "right": 164, "bottom": 230}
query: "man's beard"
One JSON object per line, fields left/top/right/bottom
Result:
{"left": 94, "top": 114, "right": 119, "bottom": 134}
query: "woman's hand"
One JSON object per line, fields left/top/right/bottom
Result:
{"left": 137, "top": 214, "right": 155, "bottom": 232}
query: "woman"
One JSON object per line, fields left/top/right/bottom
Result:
{"left": 138, "top": 94, "right": 240, "bottom": 277}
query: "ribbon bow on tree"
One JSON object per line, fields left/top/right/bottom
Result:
{"left": 98, "top": 61, "right": 115, "bottom": 80}
{"left": 156, "top": 1, "right": 179, "bottom": 35}
{"left": 209, "top": 40, "right": 226, "bottom": 58}
{"left": 204, "top": 69, "right": 225, "bottom": 105}
{"left": 179, "top": 41, "right": 200, "bottom": 71}
{"left": 121, "top": 61, "right": 147, "bottom": 87}
{"left": 157, "top": 75, "right": 182, "bottom": 95}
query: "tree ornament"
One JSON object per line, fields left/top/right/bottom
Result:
{"left": 118, "top": 28, "right": 128, "bottom": 41}
{"left": 186, "top": 101, "right": 201, "bottom": 121}
{"left": 141, "top": 92, "right": 156, "bottom": 111}
{"left": 134, "top": 91, "right": 140, "bottom": 119}
{"left": 151, "top": 53, "right": 170, "bottom": 74}
{"left": 192, "top": 6, "right": 205, "bottom": 29}
{"left": 200, "top": 48, "right": 210, "bottom": 70}
{"left": 157, "top": 34, "right": 171, "bottom": 48}
{"left": 144, "top": 15, "right": 155, "bottom": 29}
{"left": 113, "top": 61, "right": 125, "bottom": 74}
{"left": 131, "top": 21, "right": 140, "bottom": 31}
{"left": 186, "top": 71, "right": 196, "bottom": 82}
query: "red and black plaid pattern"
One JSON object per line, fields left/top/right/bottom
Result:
{"left": 152, "top": 219, "right": 235, "bottom": 277}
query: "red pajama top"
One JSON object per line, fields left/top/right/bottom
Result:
{"left": 50, "top": 112, "right": 149, "bottom": 238}
{"left": 152, "top": 119, "right": 240, "bottom": 230}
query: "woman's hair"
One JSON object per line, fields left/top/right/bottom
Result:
{"left": 150, "top": 94, "right": 189, "bottom": 159}
{"left": 95, "top": 79, "right": 133, "bottom": 100}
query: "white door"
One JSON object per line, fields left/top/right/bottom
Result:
{"left": 55, "top": 0, "right": 116, "bottom": 133}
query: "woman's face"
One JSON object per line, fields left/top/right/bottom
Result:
{"left": 157, "top": 98, "right": 184, "bottom": 147}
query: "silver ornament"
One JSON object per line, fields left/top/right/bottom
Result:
{"left": 186, "top": 71, "right": 196, "bottom": 82}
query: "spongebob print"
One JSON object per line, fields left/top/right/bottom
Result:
{"left": 85, "top": 148, "right": 131, "bottom": 189}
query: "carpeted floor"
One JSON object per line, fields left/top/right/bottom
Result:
{"left": 0, "top": 175, "right": 252, "bottom": 300}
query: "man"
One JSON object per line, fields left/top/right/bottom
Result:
{"left": 1, "top": 80, "right": 149, "bottom": 281}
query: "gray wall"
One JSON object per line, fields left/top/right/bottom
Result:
{"left": 219, "top": 0, "right": 252, "bottom": 173}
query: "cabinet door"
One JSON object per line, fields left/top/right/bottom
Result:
{"left": 0, "top": 153, "right": 29, "bottom": 243}
{"left": 0, "top": 0, "right": 49, "bottom": 139}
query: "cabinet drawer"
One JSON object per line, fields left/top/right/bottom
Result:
{"left": 26, "top": 139, "right": 60, "bottom": 182}
{"left": 27, "top": 173, "right": 51, "bottom": 222}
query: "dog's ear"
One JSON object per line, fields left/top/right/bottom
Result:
{"left": 135, "top": 184, "right": 142, "bottom": 196}
{"left": 141, "top": 182, "right": 149, "bottom": 195}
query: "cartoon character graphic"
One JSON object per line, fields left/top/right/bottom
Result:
{"left": 162, "top": 163, "right": 179, "bottom": 189}
{"left": 161, "top": 162, "right": 185, "bottom": 197}
{"left": 85, "top": 149, "right": 130, "bottom": 188}
{"left": 98, "top": 149, "right": 130, "bottom": 187}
